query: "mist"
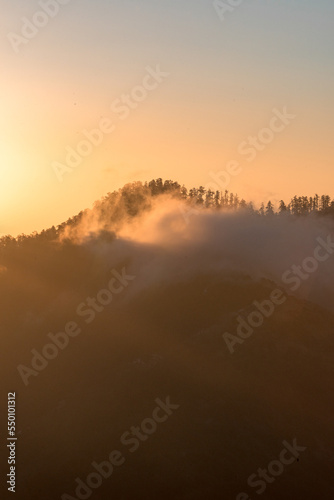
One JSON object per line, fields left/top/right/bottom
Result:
{"left": 60, "top": 194, "right": 334, "bottom": 311}
{"left": 1, "top": 182, "right": 334, "bottom": 500}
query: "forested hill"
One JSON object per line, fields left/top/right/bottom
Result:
{"left": 1, "top": 178, "right": 334, "bottom": 246}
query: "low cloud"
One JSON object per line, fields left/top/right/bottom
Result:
{"left": 59, "top": 194, "right": 334, "bottom": 311}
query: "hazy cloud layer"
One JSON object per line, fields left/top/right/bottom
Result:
{"left": 62, "top": 196, "right": 334, "bottom": 311}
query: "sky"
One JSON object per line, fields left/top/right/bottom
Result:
{"left": 1, "top": 0, "right": 333, "bottom": 236}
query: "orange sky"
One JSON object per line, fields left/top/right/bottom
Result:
{"left": 1, "top": 0, "right": 333, "bottom": 235}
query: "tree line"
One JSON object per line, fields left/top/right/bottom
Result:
{"left": 1, "top": 179, "right": 333, "bottom": 247}
{"left": 146, "top": 178, "right": 334, "bottom": 216}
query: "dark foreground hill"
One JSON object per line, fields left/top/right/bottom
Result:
{"left": 1, "top": 183, "right": 334, "bottom": 499}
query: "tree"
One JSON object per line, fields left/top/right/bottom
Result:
{"left": 180, "top": 185, "right": 188, "bottom": 199}
{"left": 239, "top": 199, "right": 247, "bottom": 210}
{"left": 221, "top": 190, "right": 229, "bottom": 208}
{"left": 279, "top": 200, "right": 288, "bottom": 214}
{"left": 320, "top": 195, "right": 331, "bottom": 212}
{"left": 188, "top": 188, "right": 195, "bottom": 199}
{"left": 229, "top": 193, "right": 234, "bottom": 208}
{"left": 290, "top": 196, "right": 300, "bottom": 216}
{"left": 214, "top": 191, "right": 221, "bottom": 208}
{"left": 265, "top": 201, "right": 275, "bottom": 216}
{"left": 205, "top": 189, "right": 214, "bottom": 208}
{"left": 197, "top": 186, "right": 206, "bottom": 205}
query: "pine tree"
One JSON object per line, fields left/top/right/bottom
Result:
{"left": 265, "top": 201, "right": 275, "bottom": 216}
{"left": 279, "top": 200, "right": 288, "bottom": 214}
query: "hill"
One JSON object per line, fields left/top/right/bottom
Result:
{"left": 1, "top": 180, "right": 334, "bottom": 499}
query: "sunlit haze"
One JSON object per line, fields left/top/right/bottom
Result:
{"left": 1, "top": 0, "right": 333, "bottom": 235}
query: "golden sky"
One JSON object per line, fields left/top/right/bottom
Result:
{"left": 1, "top": 0, "right": 333, "bottom": 235}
